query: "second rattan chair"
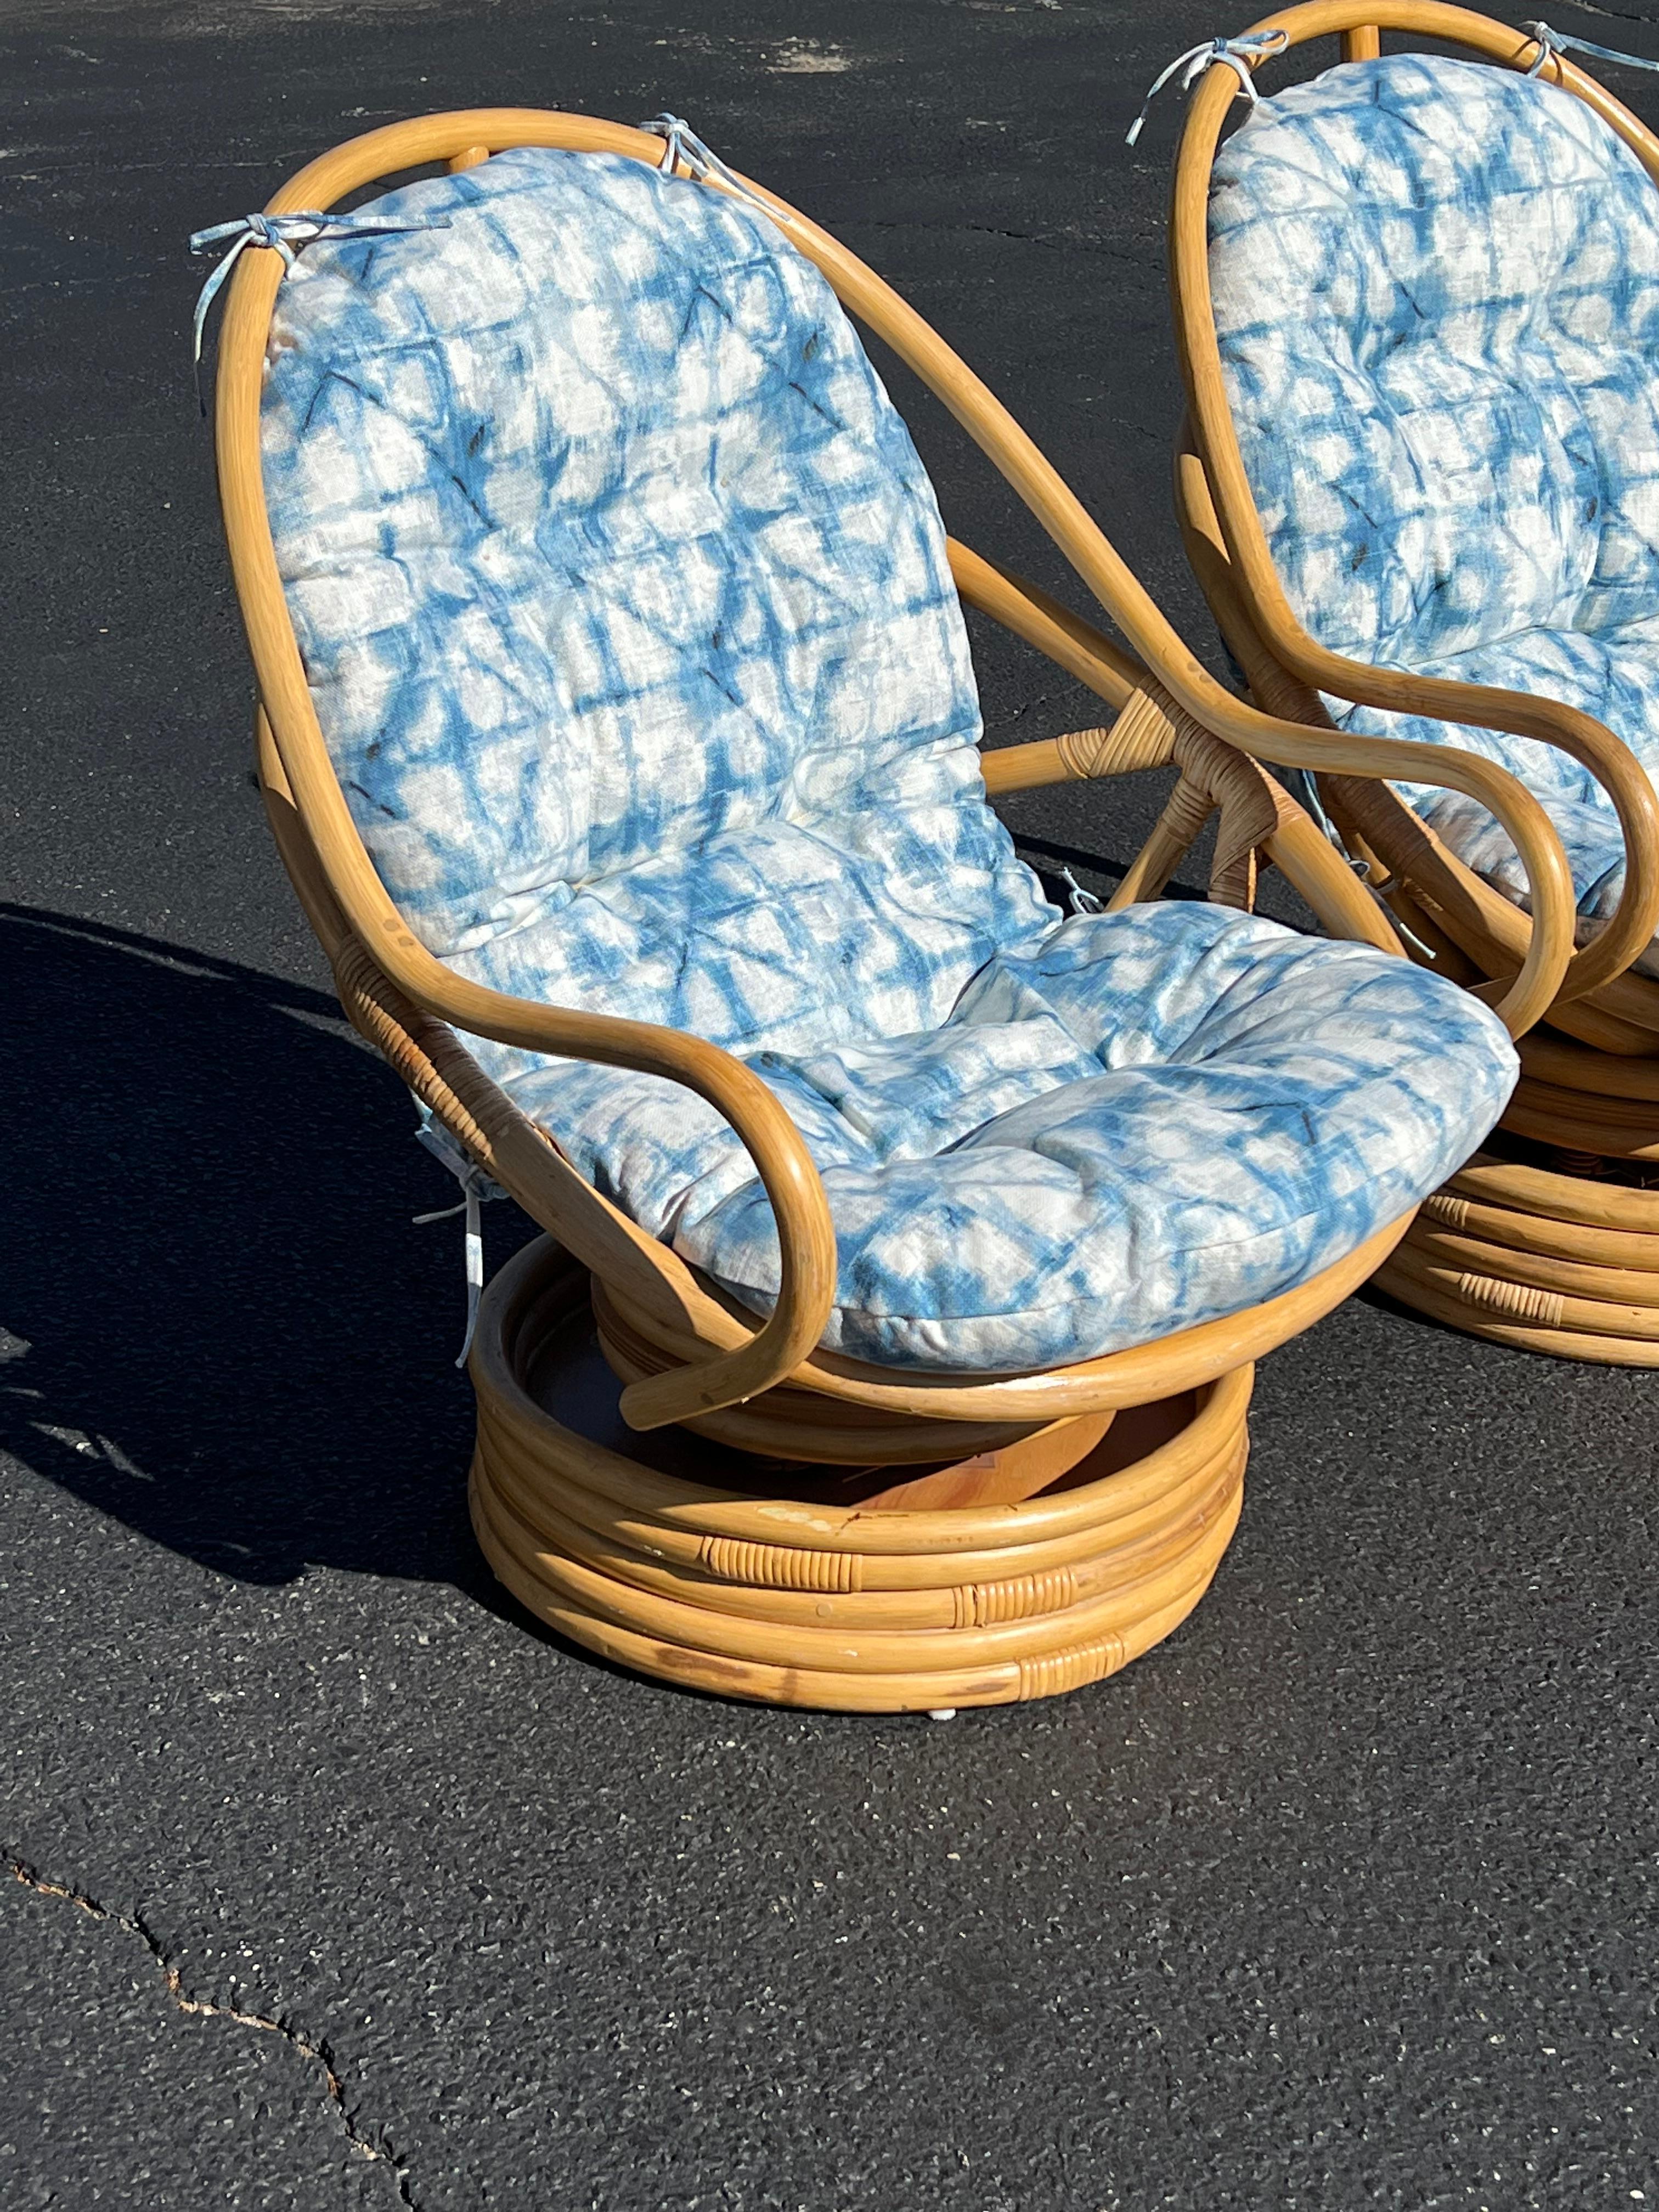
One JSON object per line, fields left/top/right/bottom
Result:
{"left": 1166, "top": 5, "right": 1659, "bottom": 1361}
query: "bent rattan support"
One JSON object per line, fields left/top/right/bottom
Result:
{"left": 221, "top": 108, "right": 1561, "bottom": 1702}
{"left": 1167, "top": 3, "right": 1659, "bottom": 1358}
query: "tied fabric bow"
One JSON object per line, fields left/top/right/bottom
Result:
{"left": 188, "top": 208, "right": 447, "bottom": 404}
{"left": 1126, "top": 29, "right": 1290, "bottom": 146}
{"left": 412, "top": 1110, "right": 506, "bottom": 1368}
{"left": 639, "top": 113, "right": 786, "bottom": 225}
{"left": 1523, "top": 20, "right": 1659, "bottom": 80}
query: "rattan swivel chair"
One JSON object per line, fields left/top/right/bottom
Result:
{"left": 200, "top": 107, "right": 1571, "bottom": 1705}
{"left": 1166, "top": 7, "right": 1659, "bottom": 1360}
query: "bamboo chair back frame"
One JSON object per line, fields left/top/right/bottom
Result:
{"left": 1167, "top": 4, "right": 1659, "bottom": 1041}
{"left": 213, "top": 107, "right": 1571, "bottom": 1429}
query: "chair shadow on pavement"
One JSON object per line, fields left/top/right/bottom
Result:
{"left": 0, "top": 851, "right": 1221, "bottom": 1605}
{"left": 1, "top": 901, "right": 543, "bottom": 1592}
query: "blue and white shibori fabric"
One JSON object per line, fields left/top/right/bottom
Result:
{"left": 1210, "top": 53, "right": 1659, "bottom": 973}
{"left": 261, "top": 143, "right": 1515, "bottom": 1370}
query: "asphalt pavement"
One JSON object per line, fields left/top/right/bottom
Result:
{"left": 4, "top": 2, "right": 1659, "bottom": 2205}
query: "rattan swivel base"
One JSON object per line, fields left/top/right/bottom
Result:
{"left": 467, "top": 1236, "right": 1250, "bottom": 1712}
{"left": 1379, "top": 1144, "right": 1659, "bottom": 1366}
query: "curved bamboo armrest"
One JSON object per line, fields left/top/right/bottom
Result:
{"left": 1168, "top": 24, "right": 1659, "bottom": 1013}
{"left": 255, "top": 741, "right": 836, "bottom": 1436}
{"left": 1167, "top": 448, "right": 1584, "bottom": 1036}
{"left": 1220, "top": 571, "right": 1659, "bottom": 1011}
{"left": 1191, "top": 615, "right": 1578, "bottom": 1036}
{"left": 947, "top": 538, "right": 1141, "bottom": 712}
{"left": 949, "top": 537, "right": 1572, "bottom": 1032}
{"left": 453, "top": 995, "right": 835, "bottom": 1435}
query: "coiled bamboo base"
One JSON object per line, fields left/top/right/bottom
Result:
{"left": 467, "top": 1235, "right": 1251, "bottom": 1711}
{"left": 1378, "top": 1147, "right": 1659, "bottom": 1365}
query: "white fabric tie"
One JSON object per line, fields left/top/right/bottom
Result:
{"left": 413, "top": 1111, "right": 505, "bottom": 1368}
{"left": 1126, "top": 30, "right": 1290, "bottom": 146}
{"left": 187, "top": 208, "right": 446, "bottom": 407}
{"left": 639, "top": 114, "right": 787, "bottom": 227}
{"left": 1523, "top": 21, "right": 1659, "bottom": 80}
{"left": 1056, "top": 865, "right": 1105, "bottom": 917}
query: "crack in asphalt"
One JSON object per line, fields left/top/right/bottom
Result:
{"left": 1567, "top": 3, "right": 1659, "bottom": 27}
{"left": 8, "top": 1855, "right": 417, "bottom": 2208}
{"left": 841, "top": 216, "right": 1152, "bottom": 268}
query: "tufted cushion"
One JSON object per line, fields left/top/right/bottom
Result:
{"left": 1210, "top": 54, "right": 1659, "bottom": 970}
{"left": 505, "top": 898, "right": 1516, "bottom": 1368}
{"left": 263, "top": 148, "right": 1044, "bottom": 1051}
{"left": 262, "top": 143, "right": 1516, "bottom": 1369}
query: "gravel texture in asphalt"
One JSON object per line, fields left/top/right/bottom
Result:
{"left": 4, "top": 3, "right": 1658, "bottom": 2206}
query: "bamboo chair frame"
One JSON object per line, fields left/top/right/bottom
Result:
{"left": 1167, "top": 4, "right": 1659, "bottom": 1361}
{"left": 215, "top": 110, "right": 1575, "bottom": 1703}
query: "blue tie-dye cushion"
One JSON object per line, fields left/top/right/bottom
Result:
{"left": 1211, "top": 54, "right": 1659, "bottom": 972}
{"left": 261, "top": 144, "right": 1515, "bottom": 1369}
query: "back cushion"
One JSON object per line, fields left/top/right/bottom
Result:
{"left": 1209, "top": 57, "right": 1659, "bottom": 664}
{"left": 261, "top": 147, "right": 1048, "bottom": 1060}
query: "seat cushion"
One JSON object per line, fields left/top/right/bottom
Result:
{"left": 1209, "top": 54, "right": 1659, "bottom": 968}
{"left": 261, "top": 140, "right": 1517, "bottom": 1371}
{"left": 501, "top": 899, "right": 1516, "bottom": 1368}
